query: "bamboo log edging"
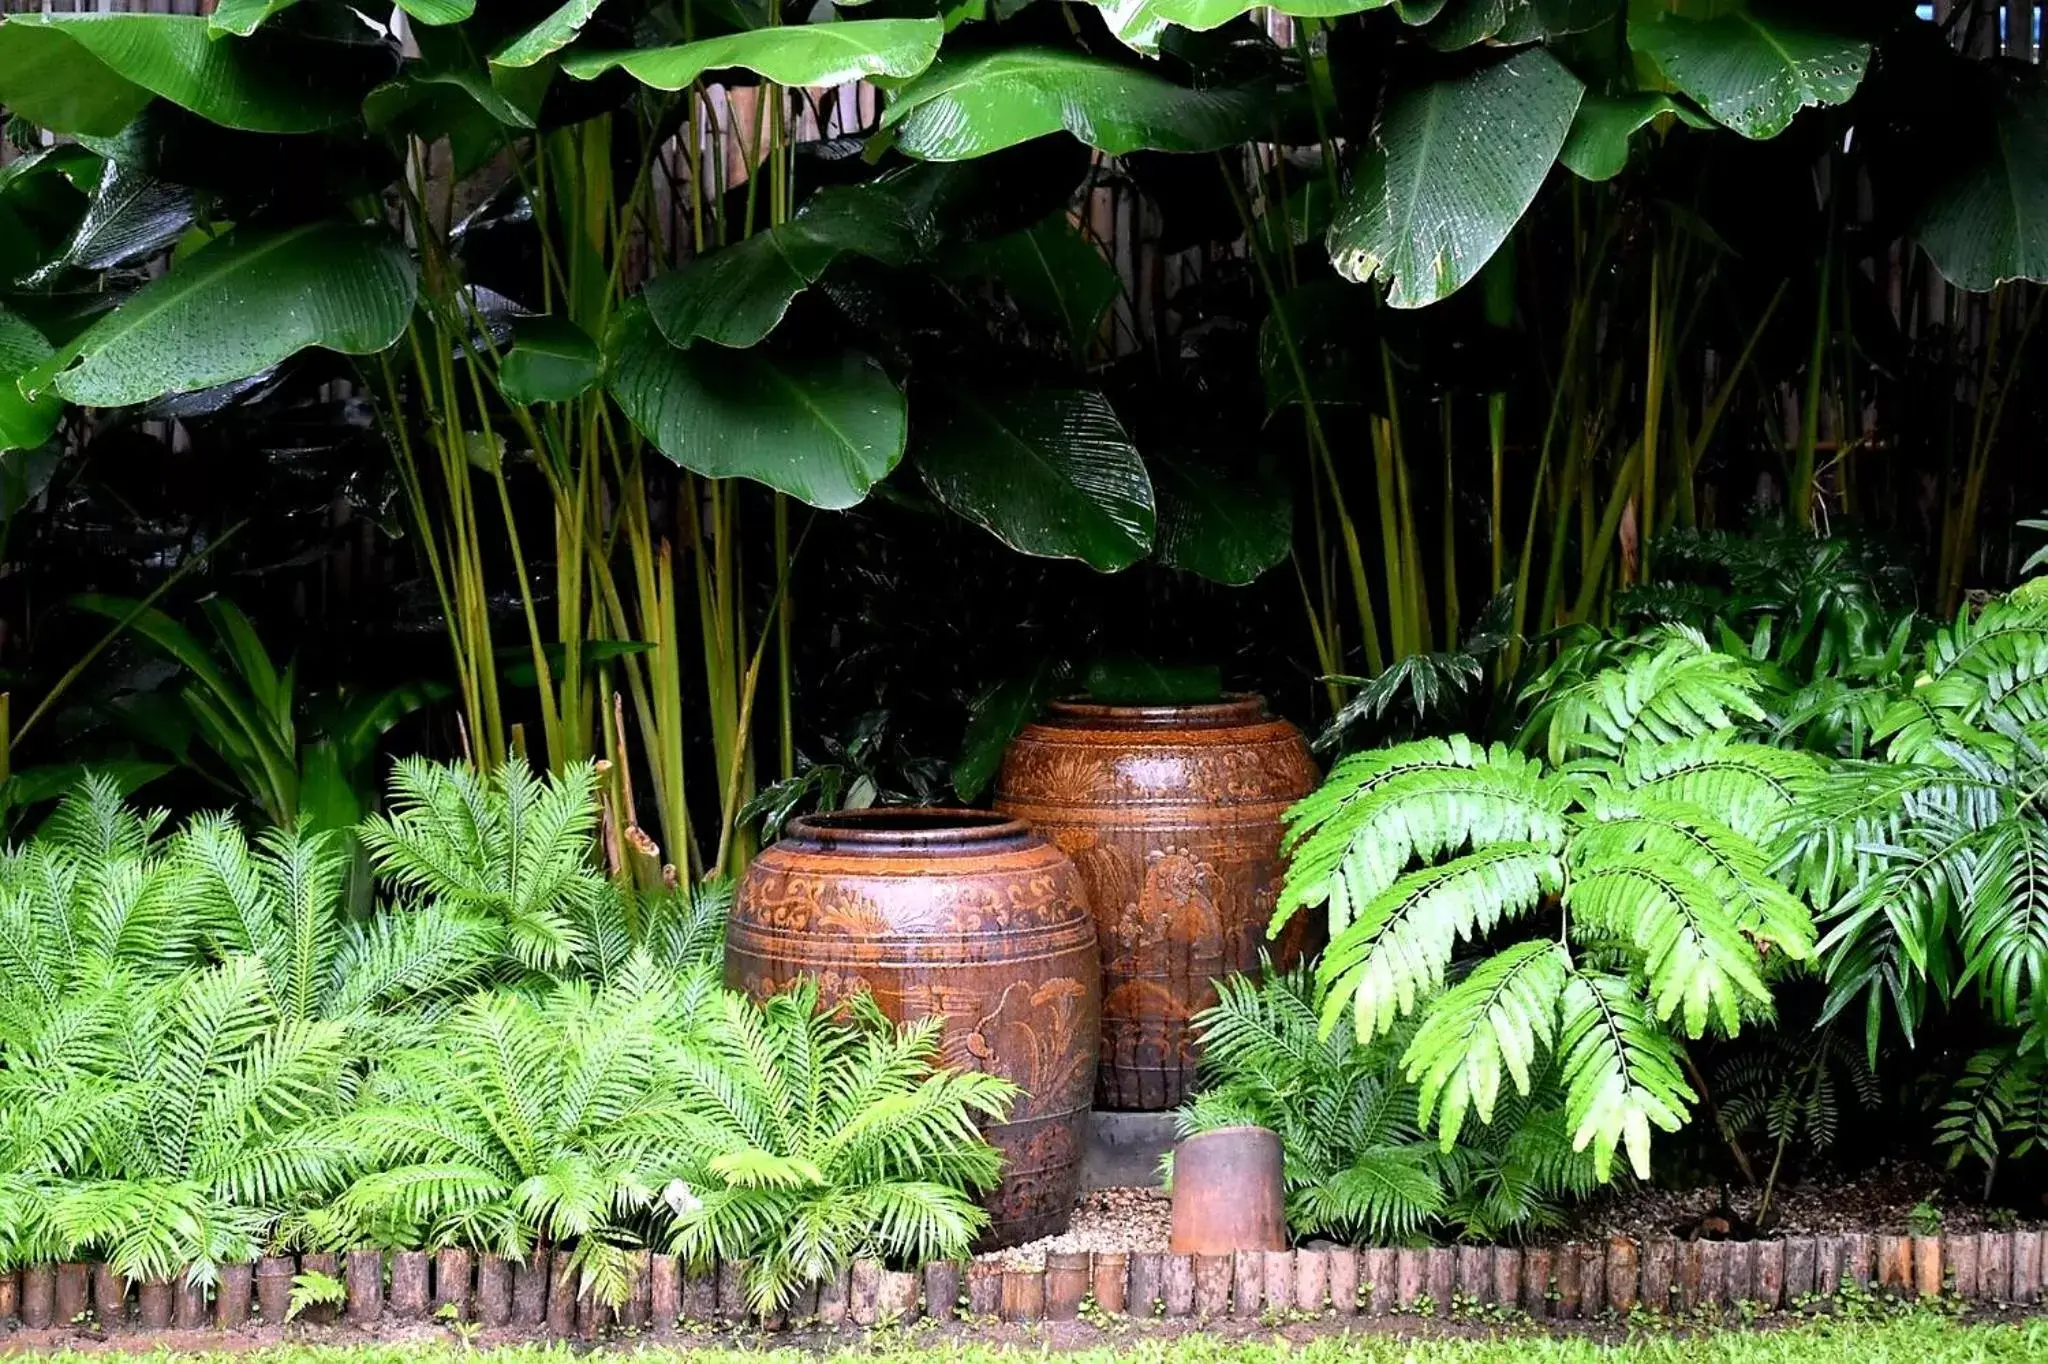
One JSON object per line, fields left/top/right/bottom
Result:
{"left": 2, "top": 1229, "right": 2043, "bottom": 1336}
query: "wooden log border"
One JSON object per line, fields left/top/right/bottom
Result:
{"left": 0, "top": 1230, "right": 2039, "bottom": 1335}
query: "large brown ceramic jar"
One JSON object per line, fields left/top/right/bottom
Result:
{"left": 727, "top": 808, "right": 1101, "bottom": 1248}
{"left": 995, "top": 696, "right": 1319, "bottom": 1110}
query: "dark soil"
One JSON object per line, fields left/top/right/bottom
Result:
{"left": 1557, "top": 1161, "right": 2047, "bottom": 1242}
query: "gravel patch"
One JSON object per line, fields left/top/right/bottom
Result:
{"left": 983, "top": 1186, "right": 1172, "bottom": 1269}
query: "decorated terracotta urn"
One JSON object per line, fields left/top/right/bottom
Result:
{"left": 995, "top": 696, "right": 1319, "bottom": 1110}
{"left": 726, "top": 807, "right": 1101, "bottom": 1248}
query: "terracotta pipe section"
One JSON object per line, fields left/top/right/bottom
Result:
{"left": 0, "top": 1231, "right": 2040, "bottom": 1334}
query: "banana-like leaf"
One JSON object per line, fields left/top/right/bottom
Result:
{"left": 1423, "top": 0, "right": 1610, "bottom": 48}
{"left": 1149, "top": 451, "right": 1292, "bottom": 586}
{"left": 883, "top": 48, "right": 1274, "bottom": 161}
{"left": 0, "top": 14, "right": 369, "bottom": 135}
{"left": 0, "top": 311, "right": 60, "bottom": 453}
{"left": 395, "top": 0, "right": 477, "bottom": 23}
{"left": 1559, "top": 92, "right": 1700, "bottom": 181}
{"left": 563, "top": 19, "right": 942, "bottom": 90}
{"left": 1093, "top": 0, "right": 1390, "bottom": 57}
{"left": 1329, "top": 48, "right": 1583, "bottom": 308}
{"left": 1917, "top": 82, "right": 2048, "bottom": 292}
{"left": 494, "top": 0, "right": 607, "bottom": 68}
{"left": 912, "top": 383, "right": 1155, "bottom": 572}
{"left": 209, "top": 0, "right": 299, "bottom": 38}
{"left": 938, "top": 213, "right": 1116, "bottom": 356}
{"left": 498, "top": 317, "right": 602, "bottom": 405}
{"left": 644, "top": 186, "right": 919, "bottom": 349}
{"left": 608, "top": 302, "right": 906, "bottom": 509}
{"left": 21, "top": 222, "right": 417, "bottom": 408}
{"left": 1628, "top": 4, "right": 1868, "bottom": 141}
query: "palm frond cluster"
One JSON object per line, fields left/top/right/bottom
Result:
{"left": 0, "top": 763, "right": 1009, "bottom": 1311}
{"left": 1225, "top": 531, "right": 2048, "bottom": 1224}
{"left": 1178, "top": 966, "right": 1598, "bottom": 1244}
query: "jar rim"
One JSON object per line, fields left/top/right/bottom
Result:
{"left": 781, "top": 806, "right": 1033, "bottom": 850}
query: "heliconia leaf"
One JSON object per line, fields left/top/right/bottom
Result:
{"left": 1327, "top": 48, "right": 1583, "bottom": 308}
{"left": 562, "top": 19, "right": 943, "bottom": 91}
{"left": 882, "top": 48, "right": 1275, "bottom": 161}
{"left": 607, "top": 302, "right": 906, "bottom": 510}
{"left": 494, "top": 0, "right": 607, "bottom": 69}
{"left": 394, "top": 0, "right": 476, "bottom": 24}
{"left": 20, "top": 222, "right": 417, "bottom": 408}
{"left": 0, "top": 310, "right": 61, "bottom": 453}
{"left": 0, "top": 14, "right": 371, "bottom": 136}
{"left": 937, "top": 213, "right": 1116, "bottom": 357}
{"left": 1091, "top": 0, "right": 1390, "bottom": 57}
{"left": 1559, "top": 93, "right": 1696, "bottom": 182}
{"left": 1916, "top": 80, "right": 2048, "bottom": 292}
{"left": 1148, "top": 450, "right": 1293, "bottom": 586}
{"left": 644, "top": 186, "right": 919, "bottom": 349}
{"left": 208, "top": 0, "right": 301, "bottom": 38}
{"left": 1627, "top": 3, "right": 1869, "bottom": 141}
{"left": 911, "top": 383, "right": 1156, "bottom": 572}
{"left": 497, "top": 317, "right": 602, "bottom": 406}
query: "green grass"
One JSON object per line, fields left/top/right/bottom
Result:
{"left": 31, "top": 1317, "right": 2048, "bottom": 1364}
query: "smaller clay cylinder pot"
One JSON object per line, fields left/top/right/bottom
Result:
{"left": 1168, "top": 1126, "right": 1287, "bottom": 1255}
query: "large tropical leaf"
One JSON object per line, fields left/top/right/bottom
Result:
{"left": 938, "top": 213, "right": 1117, "bottom": 356}
{"left": 497, "top": 318, "right": 602, "bottom": 406}
{"left": 20, "top": 222, "right": 416, "bottom": 408}
{"left": 1915, "top": 80, "right": 2048, "bottom": 292}
{"left": 1627, "top": 4, "right": 1868, "bottom": 141}
{"left": 882, "top": 49, "right": 1274, "bottom": 161}
{"left": 912, "top": 384, "right": 1155, "bottom": 571}
{"left": 494, "top": 0, "right": 608, "bottom": 69}
{"left": 1328, "top": 48, "right": 1583, "bottom": 308}
{"left": 1148, "top": 451, "right": 1292, "bottom": 585}
{"left": 563, "top": 20, "right": 943, "bottom": 90}
{"left": 644, "top": 187, "right": 918, "bottom": 350}
{"left": 1423, "top": 0, "right": 1610, "bottom": 49}
{"left": 0, "top": 311, "right": 60, "bottom": 454}
{"left": 0, "top": 14, "right": 372, "bottom": 136}
{"left": 608, "top": 303, "right": 906, "bottom": 510}
{"left": 1559, "top": 93, "right": 1698, "bottom": 181}
{"left": 1093, "top": 0, "right": 1390, "bottom": 57}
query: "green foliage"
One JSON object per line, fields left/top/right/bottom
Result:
{"left": 1178, "top": 965, "right": 1598, "bottom": 1244}
{"left": 666, "top": 980, "right": 1014, "bottom": 1313}
{"left": 334, "top": 957, "right": 697, "bottom": 1304}
{"left": 1279, "top": 647, "right": 1822, "bottom": 1181}
{"left": 0, "top": 764, "right": 994, "bottom": 1305}
{"left": 361, "top": 758, "right": 608, "bottom": 973}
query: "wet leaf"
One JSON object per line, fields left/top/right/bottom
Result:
{"left": 498, "top": 317, "right": 602, "bottom": 405}
{"left": 1328, "top": 47, "right": 1582, "bottom": 308}
{"left": 1149, "top": 450, "right": 1292, "bottom": 585}
{"left": 0, "top": 13, "right": 372, "bottom": 135}
{"left": 1628, "top": 3, "right": 1868, "bottom": 141}
{"left": 912, "top": 383, "right": 1155, "bottom": 571}
{"left": 1916, "top": 81, "right": 2048, "bottom": 291}
{"left": 21, "top": 222, "right": 417, "bottom": 408}
{"left": 939, "top": 212, "right": 1117, "bottom": 356}
{"left": 882, "top": 48, "right": 1274, "bottom": 160}
{"left": 644, "top": 186, "right": 919, "bottom": 349}
{"left": 563, "top": 19, "right": 942, "bottom": 90}
{"left": 608, "top": 301, "right": 906, "bottom": 509}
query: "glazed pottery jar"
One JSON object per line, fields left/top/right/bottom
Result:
{"left": 995, "top": 696, "right": 1319, "bottom": 1109}
{"left": 727, "top": 808, "right": 1101, "bottom": 1247}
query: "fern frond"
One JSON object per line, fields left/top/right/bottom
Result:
{"left": 1402, "top": 941, "right": 1569, "bottom": 1150}
{"left": 1556, "top": 972, "right": 1693, "bottom": 1180}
